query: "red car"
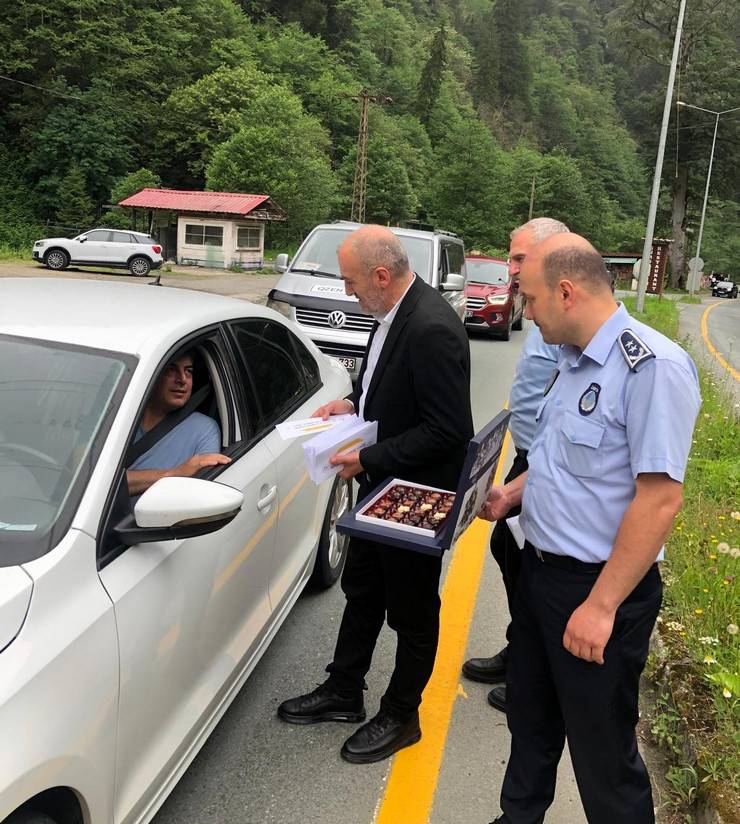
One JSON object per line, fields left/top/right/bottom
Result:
{"left": 464, "top": 255, "right": 525, "bottom": 340}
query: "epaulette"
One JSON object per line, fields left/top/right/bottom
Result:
{"left": 618, "top": 329, "right": 655, "bottom": 371}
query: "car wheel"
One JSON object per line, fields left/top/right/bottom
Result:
{"left": 512, "top": 308, "right": 523, "bottom": 331}
{"left": 44, "top": 249, "right": 69, "bottom": 271}
{"left": 129, "top": 256, "right": 151, "bottom": 277}
{"left": 499, "top": 312, "right": 512, "bottom": 341}
{"left": 310, "top": 475, "right": 352, "bottom": 589}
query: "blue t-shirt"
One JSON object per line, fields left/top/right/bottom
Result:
{"left": 130, "top": 412, "right": 221, "bottom": 471}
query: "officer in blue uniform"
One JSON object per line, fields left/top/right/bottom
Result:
{"left": 483, "top": 233, "right": 700, "bottom": 824}
{"left": 462, "top": 218, "right": 565, "bottom": 714}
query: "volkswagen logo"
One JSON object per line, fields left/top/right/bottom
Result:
{"left": 328, "top": 310, "right": 347, "bottom": 329}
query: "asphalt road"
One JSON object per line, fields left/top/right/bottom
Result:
{"left": 150, "top": 322, "right": 588, "bottom": 824}
{"left": 677, "top": 296, "right": 740, "bottom": 404}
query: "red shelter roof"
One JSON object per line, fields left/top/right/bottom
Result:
{"left": 118, "top": 188, "right": 282, "bottom": 217}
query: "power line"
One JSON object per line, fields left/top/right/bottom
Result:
{"left": 0, "top": 74, "right": 82, "bottom": 100}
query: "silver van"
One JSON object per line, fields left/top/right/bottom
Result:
{"left": 266, "top": 222, "right": 467, "bottom": 380}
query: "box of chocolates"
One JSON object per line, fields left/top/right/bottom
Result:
{"left": 356, "top": 482, "right": 456, "bottom": 536}
{"left": 336, "top": 408, "right": 510, "bottom": 557}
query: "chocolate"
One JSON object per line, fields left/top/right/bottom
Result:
{"left": 360, "top": 483, "right": 456, "bottom": 533}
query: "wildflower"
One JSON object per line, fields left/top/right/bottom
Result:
{"left": 731, "top": 548, "right": 740, "bottom": 559}
{"left": 666, "top": 621, "right": 685, "bottom": 632}
{"left": 703, "top": 413, "right": 710, "bottom": 418}
{"left": 728, "top": 624, "right": 739, "bottom": 636}
{"left": 703, "top": 655, "right": 717, "bottom": 664}
{"left": 709, "top": 553, "right": 717, "bottom": 560}
{"left": 731, "top": 511, "right": 740, "bottom": 521}
{"left": 725, "top": 576, "right": 734, "bottom": 584}
{"left": 698, "top": 636, "right": 719, "bottom": 646}
{"left": 703, "top": 588, "right": 709, "bottom": 593}
{"left": 723, "top": 688, "right": 732, "bottom": 699}
{"left": 694, "top": 608, "right": 704, "bottom": 615}
{"left": 718, "top": 542, "right": 731, "bottom": 554}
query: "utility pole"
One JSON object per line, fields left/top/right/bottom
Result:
{"left": 635, "top": 0, "right": 687, "bottom": 313}
{"left": 350, "top": 90, "right": 392, "bottom": 223}
{"left": 528, "top": 177, "right": 536, "bottom": 220}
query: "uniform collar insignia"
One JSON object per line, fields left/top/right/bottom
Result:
{"left": 618, "top": 329, "right": 655, "bottom": 372}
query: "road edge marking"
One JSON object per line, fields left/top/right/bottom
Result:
{"left": 373, "top": 426, "right": 513, "bottom": 824}
{"left": 701, "top": 301, "right": 740, "bottom": 382}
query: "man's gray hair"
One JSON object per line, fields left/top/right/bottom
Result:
{"left": 347, "top": 226, "right": 410, "bottom": 279}
{"left": 511, "top": 217, "right": 569, "bottom": 243}
{"left": 542, "top": 247, "right": 612, "bottom": 293}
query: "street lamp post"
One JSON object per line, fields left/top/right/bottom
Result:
{"left": 677, "top": 101, "right": 740, "bottom": 295}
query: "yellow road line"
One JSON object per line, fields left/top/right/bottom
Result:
{"left": 374, "top": 428, "right": 513, "bottom": 824}
{"left": 701, "top": 301, "right": 740, "bottom": 382}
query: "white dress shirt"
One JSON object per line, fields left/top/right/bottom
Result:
{"left": 358, "top": 276, "right": 415, "bottom": 420}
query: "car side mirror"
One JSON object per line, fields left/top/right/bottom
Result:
{"left": 442, "top": 273, "right": 464, "bottom": 291}
{"left": 78, "top": 236, "right": 87, "bottom": 243}
{"left": 275, "top": 253, "right": 289, "bottom": 273}
{"left": 115, "top": 477, "right": 243, "bottom": 545}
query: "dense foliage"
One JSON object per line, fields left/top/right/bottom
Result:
{"left": 1, "top": 0, "right": 737, "bottom": 275}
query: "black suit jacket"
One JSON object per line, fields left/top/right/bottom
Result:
{"left": 351, "top": 276, "right": 473, "bottom": 496}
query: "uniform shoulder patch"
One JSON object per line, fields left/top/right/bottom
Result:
{"left": 619, "top": 329, "right": 655, "bottom": 371}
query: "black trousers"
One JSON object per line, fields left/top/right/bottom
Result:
{"left": 500, "top": 549, "right": 662, "bottom": 824}
{"left": 490, "top": 448, "right": 529, "bottom": 644}
{"left": 325, "top": 536, "right": 443, "bottom": 718}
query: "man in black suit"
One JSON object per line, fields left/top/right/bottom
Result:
{"left": 278, "top": 224, "right": 473, "bottom": 763}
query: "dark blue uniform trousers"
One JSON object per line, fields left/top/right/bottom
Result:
{"left": 325, "top": 536, "right": 443, "bottom": 719}
{"left": 501, "top": 549, "right": 662, "bottom": 824}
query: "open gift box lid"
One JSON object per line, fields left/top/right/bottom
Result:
{"left": 336, "top": 409, "right": 510, "bottom": 557}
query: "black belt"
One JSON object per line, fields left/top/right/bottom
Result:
{"left": 525, "top": 541, "right": 605, "bottom": 574}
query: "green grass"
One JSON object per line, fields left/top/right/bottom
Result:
{"left": 632, "top": 296, "right": 740, "bottom": 811}
{"left": 0, "top": 243, "right": 30, "bottom": 262}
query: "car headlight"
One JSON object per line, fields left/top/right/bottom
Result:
{"left": 486, "top": 294, "right": 509, "bottom": 306}
{"left": 266, "top": 298, "right": 294, "bottom": 320}
{"left": 34, "top": 241, "right": 44, "bottom": 247}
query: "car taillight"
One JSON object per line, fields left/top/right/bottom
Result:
{"left": 152, "top": 245, "right": 161, "bottom": 254}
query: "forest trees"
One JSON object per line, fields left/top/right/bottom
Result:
{"left": 0, "top": 0, "right": 736, "bottom": 276}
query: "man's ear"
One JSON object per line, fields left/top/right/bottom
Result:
{"left": 374, "top": 265, "right": 392, "bottom": 287}
{"left": 559, "top": 278, "right": 576, "bottom": 306}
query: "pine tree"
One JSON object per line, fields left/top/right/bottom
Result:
{"left": 55, "top": 163, "right": 95, "bottom": 231}
{"left": 416, "top": 25, "right": 447, "bottom": 125}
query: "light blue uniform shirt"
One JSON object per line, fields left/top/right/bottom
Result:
{"left": 130, "top": 412, "right": 221, "bottom": 471}
{"left": 520, "top": 303, "right": 700, "bottom": 563}
{"left": 508, "top": 326, "right": 560, "bottom": 451}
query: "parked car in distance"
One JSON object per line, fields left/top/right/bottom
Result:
{"left": 711, "top": 278, "right": 738, "bottom": 298}
{"left": 464, "top": 255, "right": 524, "bottom": 340}
{"left": 33, "top": 228, "right": 164, "bottom": 276}
{"left": 266, "top": 221, "right": 467, "bottom": 381}
{"left": 0, "top": 278, "right": 351, "bottom": 824}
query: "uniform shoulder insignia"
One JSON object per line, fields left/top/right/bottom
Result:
{"left": 618, "top": 329, "right": 655, "bottom": 371}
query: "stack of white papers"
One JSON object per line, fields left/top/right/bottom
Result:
{"left": 275, "top": 414, "right": 352, "bottom": 440}
{"left": 303, "top": 415, "right": 378, "bottom": 484}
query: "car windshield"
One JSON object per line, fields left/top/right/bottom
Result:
{"left": 0, "top": 336, "right": 132, "bottom": 565}
{"left": 291, "top": 227, "right": 434, "bottom": 283}
{"left": 466, "top": 259, "right": 509, "bottom": 286}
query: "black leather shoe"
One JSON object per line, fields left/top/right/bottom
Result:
{"left": 487, "top": 684, "right": 507, "bottom": 713}
{"left": 462, "top": 646, "right": 508, "bottom": 683}
{"left": 277, "top": 683, "right": 365, "bottom": 725}
{"left": 340, "top": 709, "right": 421, "bottom": 763}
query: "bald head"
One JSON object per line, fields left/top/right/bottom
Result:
{"left": 511, "top": 217, "right": 569, "bottom": 243}
{"left": 534, "top": 233, "right": 612, "bottom": 294}
{"left": 341, "top": 225, "right": 411, "bottom": 281}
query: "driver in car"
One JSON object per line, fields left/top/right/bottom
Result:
{"left": 126, "top": 351, "right": 230, "bottom": 495}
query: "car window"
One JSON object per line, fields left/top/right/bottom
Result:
{"left": 446, "top": 243, "right": 465, "bottom": 277}
{"left": 111, "top": 231, "right": 134, "bottom": 244}
{"left": 229, "top": 320, "right": 309, "bottom": 432}
{"left": 291, "top": 227, "right": 433, "bottom": 282}
{"left": 86, "top": 230, "right": 111, "bottom": 242}
{"left": 0, "top": 335, "right": 134, "bottom": 566}
{"left": 466, "top": 259, "right": 509, "bottom": 285}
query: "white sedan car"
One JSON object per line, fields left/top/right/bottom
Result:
{"left": 0, "top": 279, "right": 352, "bottom": 824}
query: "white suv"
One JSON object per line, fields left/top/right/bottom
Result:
{"left": 33, "top": 228, "right": 164, "bottom": 277}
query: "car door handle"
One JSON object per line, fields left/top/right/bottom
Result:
{"left": 257, "top": 485, "right": 278, "bottom": 512}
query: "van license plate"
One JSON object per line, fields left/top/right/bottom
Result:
{"left": 337, "top": 356, "right": 356, "bottom": 370}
